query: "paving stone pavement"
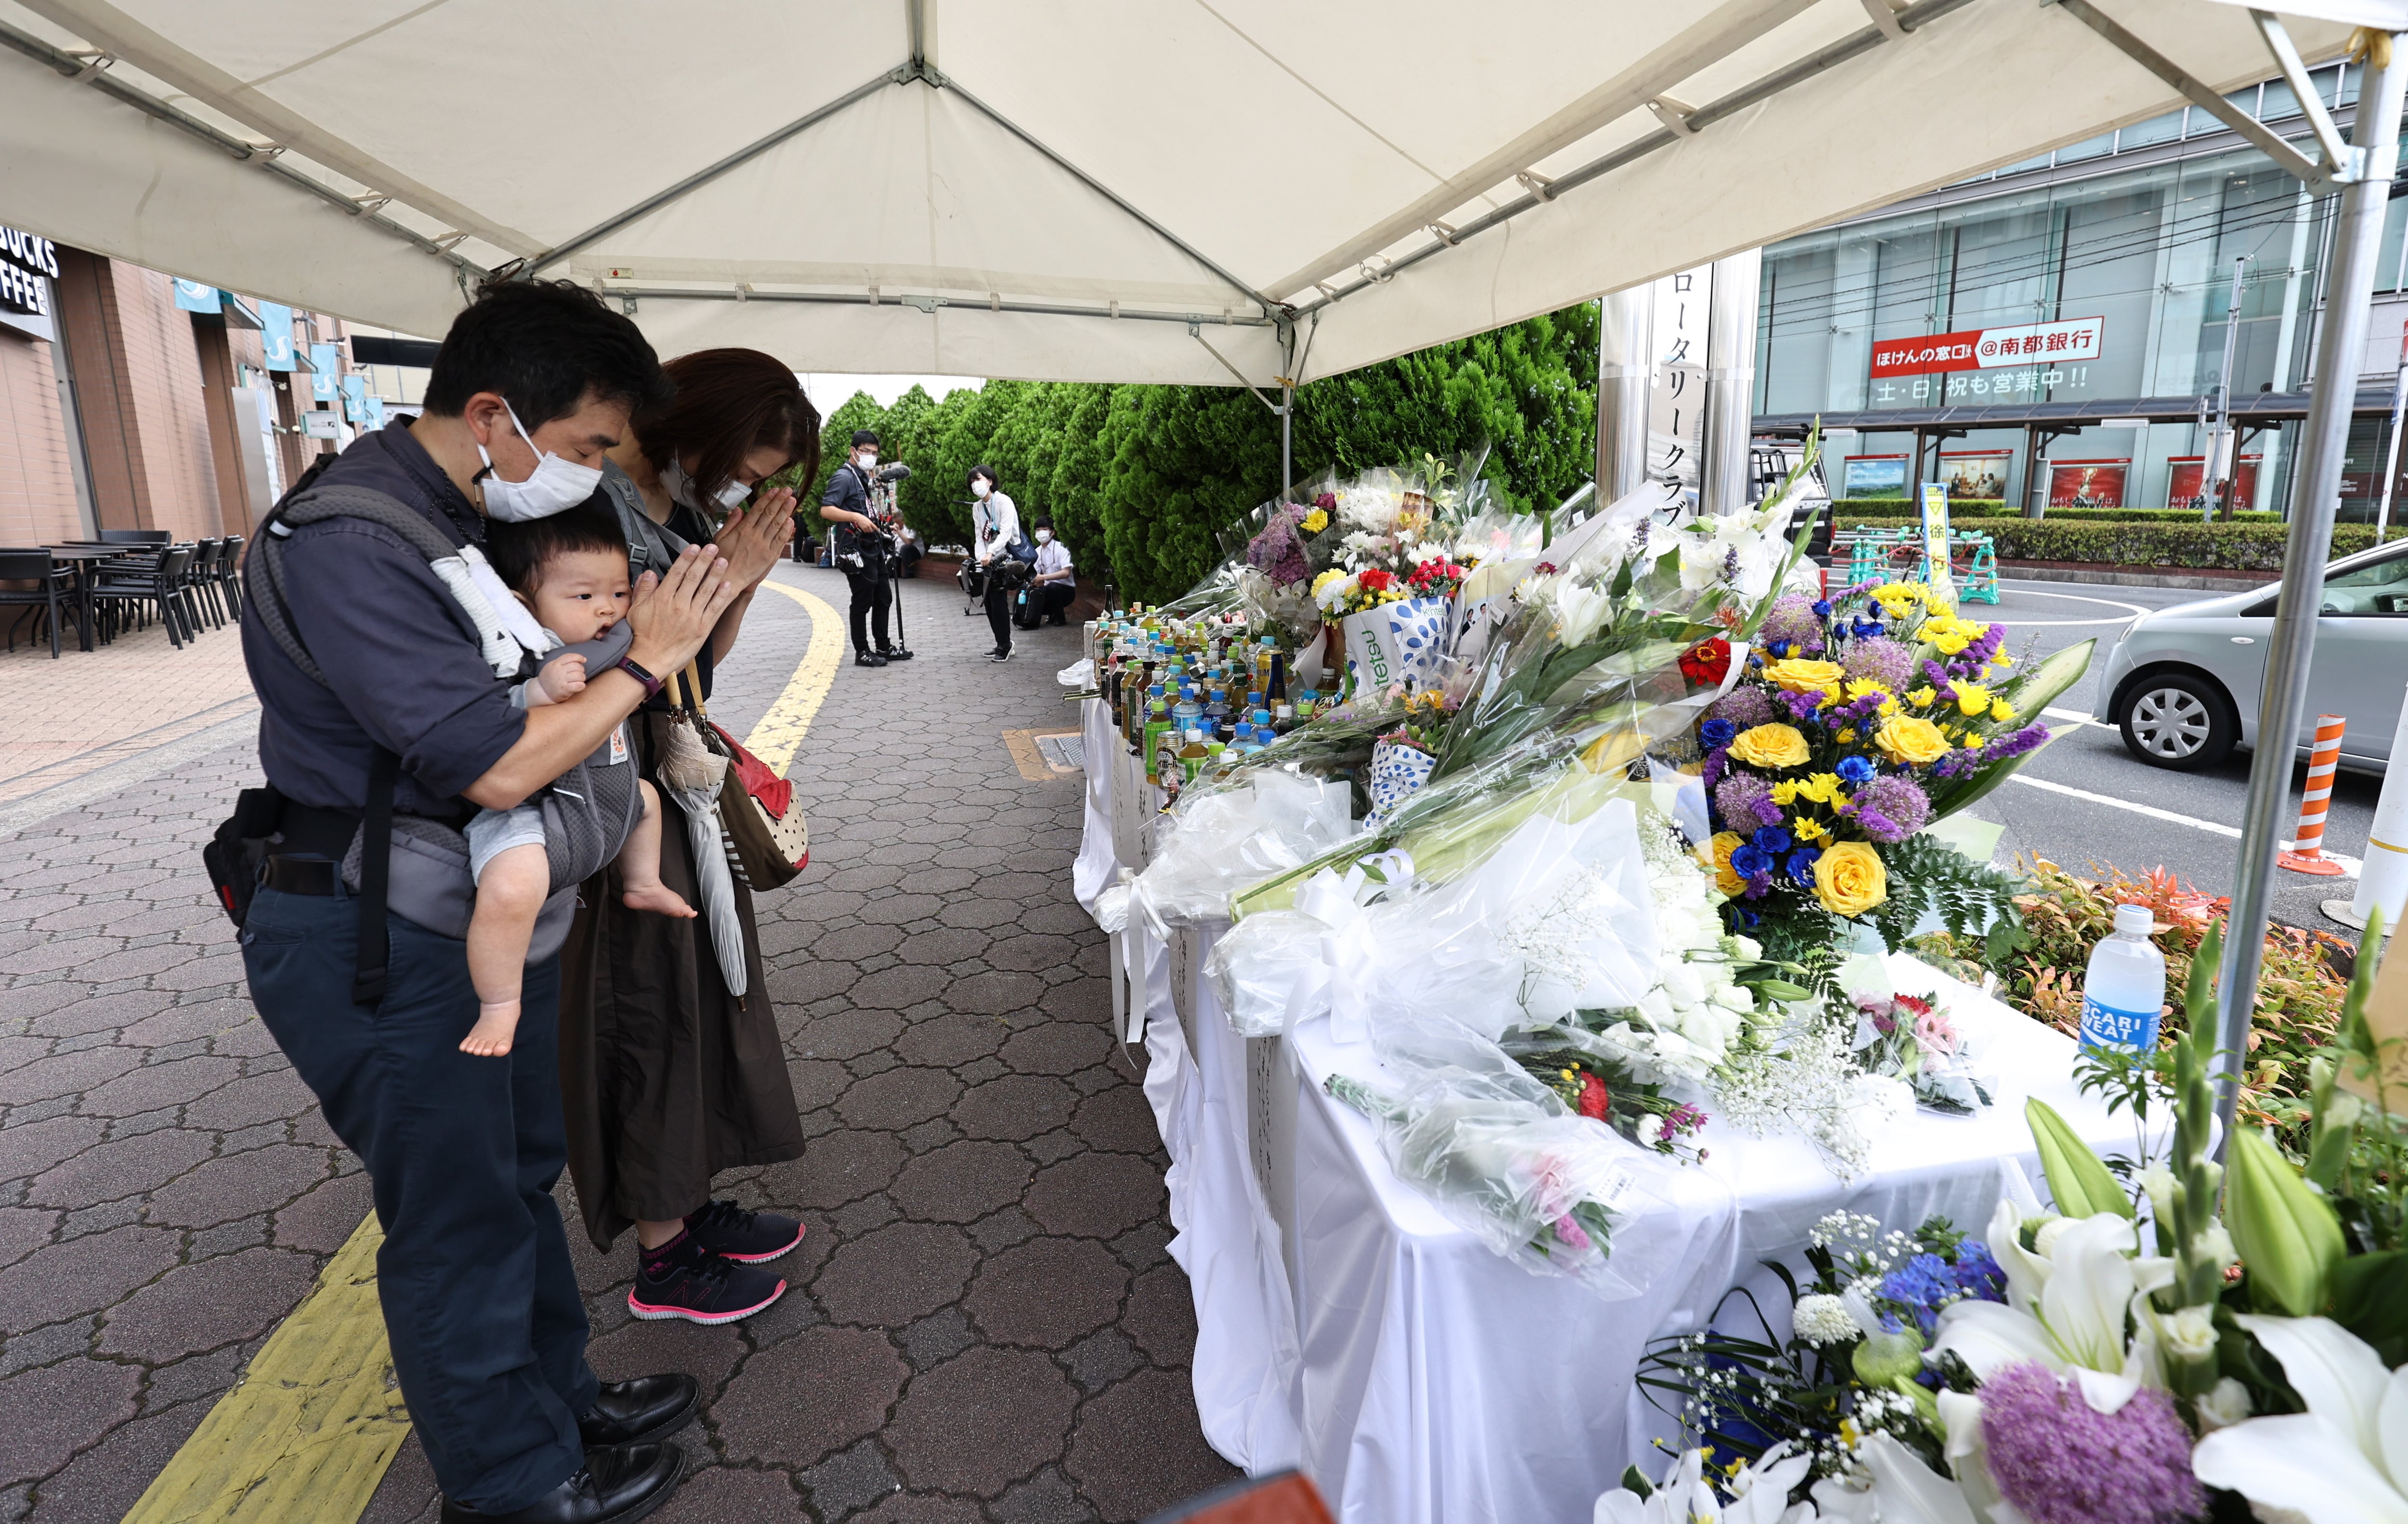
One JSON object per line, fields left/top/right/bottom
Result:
{"left": 0, "top": 562, "right": 1234, "bottom": 1523}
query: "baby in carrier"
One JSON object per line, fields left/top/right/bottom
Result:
{"left": 460, "top": 510, "right": 693, "bottom": 1057}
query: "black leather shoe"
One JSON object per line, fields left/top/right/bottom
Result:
{"left": 854, "top": 650, "right": 887, "bottom": 667}
{"left": 878, "top": 644, "right": 914, "bottom": 661}
{"left": 577, "top": 1374, "right": 698, "bottom": 1448}
{"left": 438, "top": 1442, "right": 681, "bottom": 1523}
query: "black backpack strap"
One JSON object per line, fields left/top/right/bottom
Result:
{"left": 353, "top": 746, "right": 399, "bottom": 1008}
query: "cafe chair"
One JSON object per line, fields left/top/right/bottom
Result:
{"left": 1140, "top": 1471, "right": 1335, "bottom": 1524}
{"left": 217, "top": 534, "right": 245, "bottom": 622}
{"left": 0, "top": 549, "right": 79, "bottom": 658}
{"left": 89, "top": 543, "right": 197, "bottom": 649}
{"left": 182, "top": 538, "right": 225, "bottom": 631}
{"left": 94, "top": 528, "right": 173, "bottom": 545}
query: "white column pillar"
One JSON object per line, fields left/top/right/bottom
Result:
{"left": 1701, "top": 249, "right": 1764, "bottom": 515}
{"left": 1596, "top": 285, "right": 1655, "bottom": 502}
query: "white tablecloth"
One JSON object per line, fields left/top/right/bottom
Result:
{"left": 1073, "top": 716, "right": 2120, "bottom": 1522}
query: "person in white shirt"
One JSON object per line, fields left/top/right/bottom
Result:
{"left": 1025, "top": 517, "right": 1075, "bottom": 627}
{"left": 968, "top": 465, "right": 1023, "bottom": 661}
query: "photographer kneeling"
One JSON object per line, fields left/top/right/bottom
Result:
{"left": 1020, "top": 517, "right": 1076, "bottom": 628}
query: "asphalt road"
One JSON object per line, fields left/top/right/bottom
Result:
{"left": 1950, "top": 578, "right": 2387, "bottom": 935}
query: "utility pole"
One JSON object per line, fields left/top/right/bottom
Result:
{"left": 2377, "top": 323, "right": 2408, "bottom": 545}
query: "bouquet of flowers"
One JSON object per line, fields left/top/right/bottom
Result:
{"left": 1700, "top": 578, "right": 2092, "bottom": 966}
{"left": 1850, "top": 990, "right": 1994, "bottom": 1116}
{"left": 1518, "top": 1048, "right": 1711, "bottom": 1162}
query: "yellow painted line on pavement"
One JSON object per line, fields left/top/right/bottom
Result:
{"left": 122, "top": 1214, "right": 408, "bottom": 1524}
{"left": 131, "top": 583, "right": 845, "bottom": 1523}
{"left": 743, "top": 578, "right": 846, "bottom": 775}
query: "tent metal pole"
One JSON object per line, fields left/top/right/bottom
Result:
{"left": 1597, "top": 285, "right": 1656, "bottom": 501}
{"left": 1701, "top": 249, "right": 1763, "bottom": 514}
{"left": 2212, "top": 37, "right": 2407, "bottom": 1148}
{"left": 1282, "top": 385, "right": 1295, "bottom": 502}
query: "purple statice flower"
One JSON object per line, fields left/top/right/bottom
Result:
{"left": 1742, "top": 872, "right": 1772, "bottom": 900}
{"left": 1701, "top": 749, "right": 1728, "bottom": 791}
{"left": 1843, "top": 636, "right": 1914, "bottom": 691}
{"left": 1922, "top": 657, "right": 1955, "bottom": 691}
{"left": 1759, "top": 593, "right": 1826, "bottom": 654}
{"left": 1937, "top": 722, "right": 2052, "bottom": 779}
{"left": 1947, "top": 625, "right": 2005, "bottom": 678}
{"left": 1780, "top": 688, "right": 1825, "bottom": 722}
{"left": 1708, "top": 686, "right": 1775, "bottom": 730}
{"left": 1245, "top": 505, "right": 1311, "bottom": 586}
{"left": 1977, "top": 1362, "right": 2205, "bottom": 1524}
{"left": 1848, "top": 775, "right": 1931, "bottom": 843}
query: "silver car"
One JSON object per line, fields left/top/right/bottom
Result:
{"left": 2093, "top": 537, "right": 2408, "bottom": 773}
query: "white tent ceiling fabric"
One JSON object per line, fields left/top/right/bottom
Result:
{"left": 0, "top": 0, "right": 2356, "bottom": 386}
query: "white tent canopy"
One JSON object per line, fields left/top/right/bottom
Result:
{"left": 0, "top": 0, "right": 2359, "bottom": 387}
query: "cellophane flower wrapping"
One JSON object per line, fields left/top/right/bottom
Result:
{"left": 1129, "top": 768, "right": 1351, "bottom": 931}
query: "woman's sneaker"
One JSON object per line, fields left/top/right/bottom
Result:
{"left": 685, "top": 1199, "right": 806, "bottom": 1264}
{"left": 628, "top": 1236, "right": 785, "bottom": 1325}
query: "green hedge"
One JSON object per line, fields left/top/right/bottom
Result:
{"left": 1828, "top": 499, "right": 2280, "bottom": 525}
{"left": 1839, "top": 516, "right": 2376, "bottom": 570}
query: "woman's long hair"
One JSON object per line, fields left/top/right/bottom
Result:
{"left": 640, "top": 348, "right": 821, "bottom": 501}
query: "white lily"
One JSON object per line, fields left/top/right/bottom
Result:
{"left": 1931, "top": 1201, "right": 2170, "bottom": 1414}
{"left": 2190, "top": 1314, "right": 2408, "bottom": 1524}
{"left": 1555, "top": 579, "right": 1613, "bottom": 648}
{"left": 1594, "top": 1443, "right": 1818, "bottom": 1524}
{"left": 1808, "top": 1432, "right": 1981, "bottom": 1524}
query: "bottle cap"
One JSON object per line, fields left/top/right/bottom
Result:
{"left": 1253, "top": 709, "right": 1272, "bottom": 725}
{"left": 1277, "top": 705, "right": 1293, "bottom": 718}
{"left": 2112, "top": 903, "right": 2154, "bottom": 936}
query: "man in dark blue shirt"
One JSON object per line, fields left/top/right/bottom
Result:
{"left": 238, "top": 281, "right": 739, "bottom": 1524}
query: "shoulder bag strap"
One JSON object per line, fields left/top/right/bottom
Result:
{"left": 352, "top": 746, "right": 398, "bottom": 1008}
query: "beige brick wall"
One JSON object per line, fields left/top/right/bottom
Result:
{"left": 0, "top": 333, "right": 82, "bottom": 546}
{"left": 108, "top": 263, "right": 224, "bottom": 540}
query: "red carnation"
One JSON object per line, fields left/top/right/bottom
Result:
{"left": 1577, "top": 1072, "right": 1610, "bottom": 1121}
{"left": 1677, "top": 637, "right": 1732, "bottom": 688}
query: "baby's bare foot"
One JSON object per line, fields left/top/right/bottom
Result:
{"left": 623, "top": 882, "right": 697, "bottom": 919}
{"left": 460, "top": 1001, "right": 520, "bottom": 1056}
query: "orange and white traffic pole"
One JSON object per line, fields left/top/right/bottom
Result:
{"left": 2278, "top": 714, "right": 2349, "bottom": 876}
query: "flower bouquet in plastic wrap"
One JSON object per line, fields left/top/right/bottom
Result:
{"left": 1699, "top": 577, "right": 2094, "bottom": 970}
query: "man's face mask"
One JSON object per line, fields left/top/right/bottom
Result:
{"left": 662, "top": 456, "right": 748, "bottom": 513}
{"left": 857, "top": 450, "right": 878, "bottom": 470}
{"left": 1035, "top": 529, "right": 1053, "bottom": 543}
{"left": 478, "top": 401, "right": 603, "bottom": 522}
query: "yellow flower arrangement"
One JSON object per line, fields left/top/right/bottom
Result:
{"left": 1812, "top": 840, "right": 1889, "bottom": 917}
{"left": 1905, "top": 685, "right": 1937, "bottom": 709}
{"left": 1951, "top": 682, "right": 1992, "bottom": 717}
{"left": 1301, "top": 508, "right": 1330, "bottom": 534}
{"left": 1728, "top": 723, "right": 1812, "bottom": 770}
{"left": 1708, "top": 832, "right": 1746, "bottom": 896}
{"left": 1793, "top": 772, "right": 1844, "bottom": 805}
{"left": 1762, "top": 657, "right": 1848, "bottom": 697}
{"left": 1771, "top": 779, "right": 1801, "bottom": 806}
{"left": 1793, "top": 815, "right": 1831, "bottom": 843}
{"left": 1311, "top": 568, "right": 1347, "bottom": 597}
{"left": 1872, "top": 714, "right": 1952, "bottom": 767}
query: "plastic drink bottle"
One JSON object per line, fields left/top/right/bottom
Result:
{"left": 1178, "top": 729, "right": 1209, "bottom": 784}
{"left": 1267, "top": 654, "right": 1287, "bottom": 705}
{"left": 2078, "top": 903, "right": 2166, "bottom": 1052}
{"left": 1144, "top": 699, "right": 1172, "bottom": 783}
{"left": 1173, "top": 685, "right": 1204, "bottom": 734}
{"left": 1272, "top": 704, "right": 1296, "bottom": 736}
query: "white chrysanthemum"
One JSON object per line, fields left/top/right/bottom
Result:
{"left": 1793, "top": 1294, "right": 1857, "bottom": 1347}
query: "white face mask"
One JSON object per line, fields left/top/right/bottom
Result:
{"left": 477, "top": 401, "right": 603, "bottom": 522}
{"left": 856, "top": 451, "right": 878, "bottom": 471}
{"left": 973, "top": 480, "right": 992, "bottom": 499}
{"left": 662, "top": 456, "right": 748, "bottom": 512}
{"left": 1034, "top": 529, "right": 1053, "bottom": 543}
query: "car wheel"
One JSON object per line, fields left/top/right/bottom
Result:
{"left": 2116, "top": 673, "right": 2236, "bottom": 770}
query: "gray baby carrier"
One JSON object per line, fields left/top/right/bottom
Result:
{"left": 247, "top": 484, "right": 641, "bottom": 972}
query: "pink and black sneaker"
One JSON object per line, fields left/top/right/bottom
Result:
{"left": 628, "top": 1234, "right": 785, "bottom": 1325}
{"left": 686, "top": 1199, "right": 806, "bottom": 1264}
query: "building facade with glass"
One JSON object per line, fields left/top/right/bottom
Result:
{"left": 1753, "top": 56, "right": 2408, "bottom": 519}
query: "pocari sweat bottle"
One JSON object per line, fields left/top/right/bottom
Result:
{"left": 2078, "top": 903, "right": 2166, "bottom": 1053}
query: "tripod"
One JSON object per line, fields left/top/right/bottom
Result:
{"left": 883, "top": 538, "right": 912, "bottom": 658}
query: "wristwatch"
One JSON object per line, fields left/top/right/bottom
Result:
{"left": 615, "top": 655, "right": 664, "bottom": 700}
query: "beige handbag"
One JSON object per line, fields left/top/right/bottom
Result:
{"left": 666, "top": 666, "right": 810, "bottom": 890}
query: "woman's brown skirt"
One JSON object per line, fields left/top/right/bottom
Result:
{"left": 557, "top": 730, "right": 803, "bottom": 1251}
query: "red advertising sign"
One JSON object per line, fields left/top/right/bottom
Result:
{"left": 2049, "top": 459, "right": 2128, "bottom": 509}
{"left": 2167, "top": 455, "right": 2260, "bottom": 511}
{"left": 1871, "top": 316, "right": 2107, "bottom": 379}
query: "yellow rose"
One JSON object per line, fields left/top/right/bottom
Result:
{"left": 1301, "top": 508, "right": 1330, "bottom": 533}
{"left": 1952, "top": 683, "right": 1992, "bottom": 717}
{"left": 1793, "top": 815, "right": 1831, "bottom": 843}
{"left": 1709, "top": 832, "right": 1746, "bottom": 896}
{"left": 1728, "top": 723, "right": 1812, "bottom": 770}
{"left": 1762, "top": 657, "right": 1848, "bottom": 697}
{"left": 1872, "top": 715, "right": 1953, "bottom": 767}
{"left": 1813, "top": 840, "right": 1889, "bottom": 917}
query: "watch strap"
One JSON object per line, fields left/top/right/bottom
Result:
{"left": 615, "top": 655, "right": 663, "bottom": 700}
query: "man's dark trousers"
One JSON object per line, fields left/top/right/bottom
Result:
{"left": 847, "top": 566, "right": 891, "bottom": 652}
{"left": 241, "top": 884, "right": 595, "bottom": 1513}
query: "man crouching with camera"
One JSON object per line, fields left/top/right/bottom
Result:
{"left": 819, "top": 429, "right": 913, "bottom": 668}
